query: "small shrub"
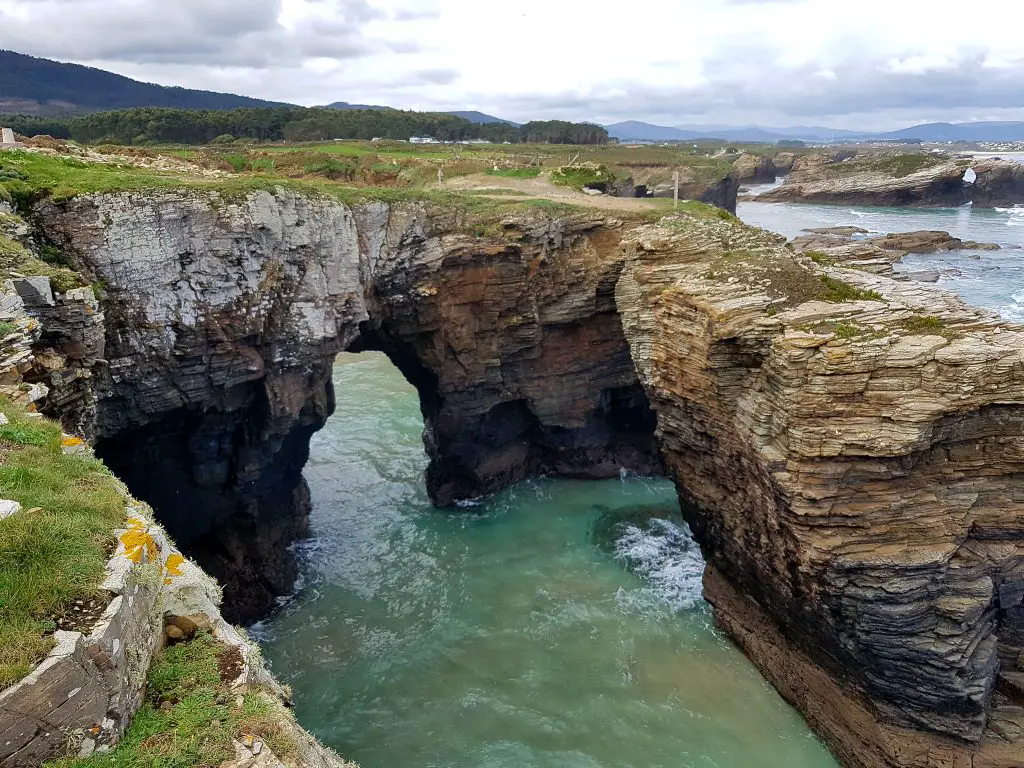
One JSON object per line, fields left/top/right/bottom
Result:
{"left": 249, "top": 157, "right": 275, "bottom": 174}
{"left": 223, "top": 155, "right": 248, "bottom": 173}
{"left": 210, "top": 134, "right": 236, "bottom": 145}
{"left": 819, "top": 276, "right": 883, "bottom": 303}
{"left": 900, "top": 315, "right": 946, "bottom": 335}
{"left": 551, "top": 164, "right": 615, "bottom": 191}
{"left": 0, "top": 420, "right": 54, "bottom": 446}
{"left": 833, "top": 322, "right": 864, "bottom": 340}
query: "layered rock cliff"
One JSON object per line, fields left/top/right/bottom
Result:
{"left": 616, "top": 216, "right": 1024, "bottom": 767}
{"left": 19, "top": 184, "right": 1024, "bottom": 767}
{"left": 32, "top": 190, "right": 661, "bottom": 622}
{"left": 760, "top": 154, "right": 1024, "bottom": 208}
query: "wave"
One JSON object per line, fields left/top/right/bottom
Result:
{"left": 613, "top": 518, "right": 705, "bottom": 612}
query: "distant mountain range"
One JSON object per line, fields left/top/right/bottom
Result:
{"left": 5, "top": 50, "right": 1024, "bottom": 144}
{"left": 324, "top": 104, "right": 517, "bottom": 125}
{"left": 447, "top": 111, "right": 518, "bottom": 126}
{"left": 605, "top": 120, "right": 1024, "bottom": 143}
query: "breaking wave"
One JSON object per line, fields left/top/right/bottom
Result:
{"left": 613, "top": 517, "right": 705, "bottom": 612}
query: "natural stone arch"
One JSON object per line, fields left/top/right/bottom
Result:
{"left": 27, "top": 188, "right": 1024, "bottom": 768}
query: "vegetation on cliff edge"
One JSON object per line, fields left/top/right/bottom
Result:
{"left": 44, "top": 633, "right": 319, "bottom": 768}
{"left": 0, "top": 402, "right": 126, "bottom": 689}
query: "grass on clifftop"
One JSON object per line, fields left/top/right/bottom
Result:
{"left": 0, "top": 149, "right": 618, "bottom": 227}
{"left": 833, "top": 154, "right": 952, "bottom": 178}
{"left": 0, "top": 402, "right": 127, "bottom": 689}
{"left": 45, "top": 632, "right": 307, "bottom": 768}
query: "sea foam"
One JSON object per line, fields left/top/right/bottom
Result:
{"left": 613, "top": 518, "right": 705, "bottom": 612}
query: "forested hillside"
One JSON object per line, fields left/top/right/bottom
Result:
{"left": 0, "top": 50, "right": 288, "bottom": 113}
{"left": 2, "top": 107, "right": 608, "bottom": 146}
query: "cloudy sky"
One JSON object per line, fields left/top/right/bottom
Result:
{"left": 3, "top": 0, "right": 1024, "bottom": 130}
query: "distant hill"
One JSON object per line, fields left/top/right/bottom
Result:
{"left": 447, "top": 110, "right": 518, "bottom": 126}
{"left": 0, "top": 50, "right": 290, "bottom": 114}
{"left": 606, "top": 121, "right": 868, "bottom": 143}
{"left": 874, "top": 121, "right": 1024, "bottom": 142}
{"left": 323, "top": 101, "right": 392, "bottom": 111}
{"left": 605, "top": 121, "right": 702, "bottom": 141}
{"left": 609, "top": 119, "right": 1024, "bottom": 144}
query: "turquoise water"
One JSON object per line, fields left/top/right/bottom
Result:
{"left": 255, "top": 353, "right": 838, "bottom": 768}
{"left": 739, "top": 198, "right": 1024, "bottom": 322}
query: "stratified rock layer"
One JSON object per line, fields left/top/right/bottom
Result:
{"left": 28, "top": 187, "right": 1024, "bottom": 767}
{"left": 35, "top": 190, "right": 661, "bottom": 620}
{"left": 616, "top": 214, "right": 1024, "bottom": 767}
{"left": 760, "top": 154, "right": 1024, "bottom": 208}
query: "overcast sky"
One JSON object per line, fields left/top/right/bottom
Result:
{"left": 3, "top": 0, "right": 1024, "bottom": 130}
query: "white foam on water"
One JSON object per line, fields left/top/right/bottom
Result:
{"left": 1003, "top": 288, "right": 1024, "bottom": 322}
{"left": 613, "top": 518, "right": 705, "bottom": 612}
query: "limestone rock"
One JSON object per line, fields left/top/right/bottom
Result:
{"left": 733, "top": 152, "right": 776, "bottom": 183}
{"left": 0, "top": 499, "right": 21, "bottom": 520}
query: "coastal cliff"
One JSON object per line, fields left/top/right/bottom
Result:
{"left": 759, "top": 153, "right": 1024, "bottom": 208}
{"left": 616, "top": 215, "right": 1024, "bottom": 767}
{"left": 33, "top": 190, "right": 662, "bottom": 622}
{"left": 11, "top": 180, "right": 1024, "bottom": 767}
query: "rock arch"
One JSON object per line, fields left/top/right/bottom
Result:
{"left": 28, "top": 188, "right": 1024, "bottom": 768}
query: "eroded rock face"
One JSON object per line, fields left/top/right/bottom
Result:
{"left": 761, "top": 154, "right": 1024, "bottom": 208}
{"left": 34, "top": 190, "right": 662, "bottom": 620}
{"left": 617, "top": 214, "right": 1024, "bottom": 767}
{"left": 29, "top": 188, "right": 1024, "bottom": 766}
{"left": 761, "top": 155, "right": 972, "bottom": 207}
{"left": 734, "top": 152, "right": 777, "bottom": 183}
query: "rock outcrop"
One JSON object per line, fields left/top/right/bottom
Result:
{"left": 624, "top": 167, "right": 740, "bottom": 213}
{"left": 760, "top": 153, "right": 1024, "bottom": 208}
{"left": 616, "top": 215, "right": 1024, "bottom": 767}
{"left": 733, "top": 152, "right": 777, "bottom": 183}
{"left": 791, "top": 228, "right": 1002, "bottom": 279}
{"left": 760, "top": 154, "right": 974, "bottom": 207}
{"left": 22, "top": 186, "right": 1024, "bottom": 767}
{"left": 32, "top": 191, "right": 662, "bottom": 622}
{"left": 0, "top": 270, "right": 350, "bottom": 768}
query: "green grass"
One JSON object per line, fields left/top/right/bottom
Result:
{"left": 898, "top": 314, "right": 960, "bottom": 339}
{"left": 45, "top": 633, "right": 299, "bottom": 768}
{"left": 0, "top": 219, "right": 85, "bottom": 292}
{"left": 833, "top": 154, "right": 950, "bottom": 178}
{"left": 485, "top": 168, "right": 540, "bottom": 178}
{"left": 550, "top": 164, "right": 616, "bottom": 191}
{"left": 0, "top": 402, "right": 128, "bottom": 690}
{"left": 0, "top": 322, "right": 17, "bottom": 337}
{"left": 819, "top": 276, "right": 883, "bottom": 303}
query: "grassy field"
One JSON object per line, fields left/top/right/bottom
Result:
{"left": 0, "top": 403, "right": 127, "bottom": 689}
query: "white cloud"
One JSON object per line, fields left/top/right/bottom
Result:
{"left": 3, "top": 0, "right": 1024, "bottom": 128}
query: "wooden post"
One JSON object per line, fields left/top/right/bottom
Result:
{"left": 673, "top": 170, "right": 680, "bottom": 207}
{"left": 438, "top": 167, "right": 444, "bottom": 184}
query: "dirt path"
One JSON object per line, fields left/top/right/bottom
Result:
{"left": 439, "top": 172, "right": 670, "bottom": 213}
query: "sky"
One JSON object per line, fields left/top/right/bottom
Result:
{"left": 2, "top": 0, "right": 1024, "bottom": 131}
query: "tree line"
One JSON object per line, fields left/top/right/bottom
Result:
{"left": 1, "top": 108, "right": 609, "bottom": 146}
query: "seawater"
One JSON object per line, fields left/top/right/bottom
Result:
{"left": 255, "top": 353, "right": 838, "bottom": 768}
{"left": 739, "top": 196, "right": 1024, "bottom": 322}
